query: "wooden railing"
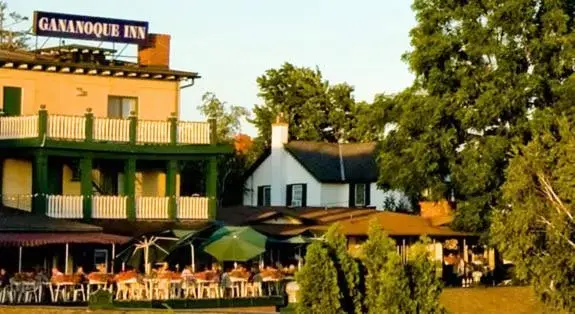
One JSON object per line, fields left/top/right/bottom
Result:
{"left": 48, "top": 115, "right": 85, "bottom": 140}
{"left": 46, "top": 195, "right": 83, "bottom": 218}
{"left": 136, "top": 196, "right": 169, "bottom": 219}
{"left": 92, "top": 195, "right": 127, "bottom": 219}
{"left": 177, "top": 196, "right": 209, "bottom": 219}
{"left": 0, "top": 115, "right": 38, "bottom": 139}
{"left": 0, "top": 107, "right": 213, "bottom": 145}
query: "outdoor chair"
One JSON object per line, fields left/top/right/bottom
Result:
{"left": 72, "top": 284, "right": 86, "bottom": 302}
{"left": 182, "top": 280, "right": 197, "bottom": 299}
{"left": 154, "top": 280, "right": 170, "bottom": 299}
{"left": 0, "top": 285, "right": 14, "bottom": 303}
{"left": 22, "top": 283, "right": 41, "bottom": 303}
{"left": 246, "top": 282, "right": 262, "bottom": 297}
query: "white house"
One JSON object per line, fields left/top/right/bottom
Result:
{"left": 243, "top": 117, "right": 406, "bottom": 210}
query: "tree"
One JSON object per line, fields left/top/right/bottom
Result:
{"left": 361, "top": 220, "right": 412, "bottom": 313}
{"left": 325, "top": 223, "right": 364, "bottom": 314}
{"left": 406, "top": 236, "right": 445, "bottom": 314}
{"left": 377, "top": 0, "right": 575, "bottom": 233}
{"left": 196, "top": 92, "right": 250, "bottom": 206}
{"left": 0, "top": 1, "right": 29, "bottom": 51}
{"left": 296, "top": 241, "right": 344, "bottom": 314}
{"left": 251, "top": 63, "right": 359, "bottom": 144}
{"left": 491, "top": 114, "right": 575, "bottom": 312}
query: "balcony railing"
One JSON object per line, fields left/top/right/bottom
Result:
{"left": 35, "top": 195, "right": 209, "bottom": 220}
{"left": 0, "top": 106, "right": 214, "bottom": 145}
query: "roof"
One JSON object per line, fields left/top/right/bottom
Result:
{"left": 86, "top": 219, "right": 211, "bottom": 238}
{"left": 0, "top": 48, "right": 198, "bottom": 81}
{"left": 217, "top": 206, "right": 472, "bottom": 238}
{"left": 0, "top": 207, "right": 102, "bottom": 232}
{"left": 0, "top": 232, "right": 130, "bottom": 247}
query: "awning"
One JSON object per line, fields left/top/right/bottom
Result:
{"left": 0, "top": 232, "right": 131, "bottom": 247}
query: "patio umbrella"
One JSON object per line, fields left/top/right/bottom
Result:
{"left": 116, "top": 231, "right": 179, "bottom": 273}
{"left": 202, "top": 226, "right": 267, "bottom": 262}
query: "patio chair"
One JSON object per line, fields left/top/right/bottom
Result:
{"left": 0, "top": 285, "right": 14, "bottom": 303}
{"left": 72, "top": 284, "right": 86, "bottom": 302}
{"left": 154, "top": 280, "right": 170, "bottom": 300}
{"left": 182, "top": 280, "right": 197, "bottom": 299}
{"left": 246, "top": 282, "right": 262, "bottom": 297}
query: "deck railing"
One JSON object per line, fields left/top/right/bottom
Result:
{"left": 177, "top": 196, "right": 209, "bottom": 219}
{"left": 92, "top": 195, "right": 128, "bottom": 219}
{"left": 0, "top": 115, "right": 38, "bottom": 139}
{"left": 46, "top": 195, "right": 83, "bottom": 218}
{"left": 0, "top": 107, "right": 214, "bottom": 145}
{"left": 136, "top": 196, "right": 170, "bottom": 219}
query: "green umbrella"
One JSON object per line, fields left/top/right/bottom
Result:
{"left": 203, "top": 226, "right": 267, "bottom": 262}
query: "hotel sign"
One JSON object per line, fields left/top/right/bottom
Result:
{"left": 33, "top": 11, "right": 149, "bottom": 44}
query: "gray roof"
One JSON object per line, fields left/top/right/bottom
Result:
{"left": 0, "top": 207, "right": 102, "bottom": 232}
{"left": 284, "top": 141, "right": 378, "bottom": 183}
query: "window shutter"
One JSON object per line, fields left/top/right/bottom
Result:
{"left": 257, "top": 186, "right": 264, "bottom": 206}
{"left": 349, "top": 184, "right": 355, "bottom": 207}
{"left": 286, "top": 184, "right": 293, "bottom": 206}
{"left": 302, "top": 184, "right": 307, "bottom": 207}
{"left": 365, "top": 183, "right": 371, "bottom": 207}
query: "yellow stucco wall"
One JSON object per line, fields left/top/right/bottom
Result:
{"left": 0, "top": 68, "right": 180, "bottom": 119}
{"left": 2, "top": 158, "right": 32, "bottom": 210}
{"left": 62, "top": 164, "right": 81, "bottom": 195}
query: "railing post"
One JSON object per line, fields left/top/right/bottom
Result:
{"left": 85, "top": 108, "right": 94, "bottom": 143}
{"left": 166, "top": 160, "right": 178, "bottom": 220}
{"left": 32, "top": 152, "right": 48, "bottom": 215}
{"left": 124, "top": 158, "right": 136, "bottom": 220}
{"left": 38, "top": 105, "right": 48, "bottom": 140}
{"left": 169, "top": 112, "right": 177, "bottom": 145}
{"left": 80, "top": 156, "right": 93, "bottom": 220}
{"left": 208, "top": 118, "right": 217, "bottom": 145}
{"left": 129, "top": 111, "right": 137, "bottom": 145}
{"left": 206, "top": 156, "right": 218, "bottom": 220}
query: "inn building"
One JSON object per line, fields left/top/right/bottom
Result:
{"left": 0, "top": 35, "right": 232, "bottom": 222}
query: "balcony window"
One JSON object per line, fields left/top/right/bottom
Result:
{"left": 108, "top": 96, "right": 137, "bottom": 119}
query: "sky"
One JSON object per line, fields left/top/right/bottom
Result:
{"left": 7, "top": 0, "right": 416, "bottom": 136}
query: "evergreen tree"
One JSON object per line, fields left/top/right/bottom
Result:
{"left": 325, "top": 223, "right": 364, "bottom": 314}
{"left": 296, "top": 241, "right": 344, "bottom": 314}
{"left": 361, "top": 220, "right": 412, "bottom": 314}
{"left": 406, "top": 236, "right": 445, "bottom": 314}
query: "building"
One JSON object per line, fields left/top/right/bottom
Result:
{"left": 243, "top": 116, "right": 407, "bottom": 210}
{"left": 0, "top": 35, "right": 232, "bottom": 222}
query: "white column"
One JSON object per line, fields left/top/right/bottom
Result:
{"left": 65, "top": 243, "right": 69, "bottom": 274}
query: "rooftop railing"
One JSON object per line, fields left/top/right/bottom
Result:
{"left": 0, "top": 106, "right": 215, "bottom": 145}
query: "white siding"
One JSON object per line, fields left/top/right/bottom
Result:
{"left": 321, "top": 184, "right": 348, "bottom": 207}
{"left": 243, "top": 156, "right": 272, "bottom": 206}
{"left": 284, "top": 153, "right": 322, "bottom": 206}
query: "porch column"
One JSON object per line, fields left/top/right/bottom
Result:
{"left": 124, "top": 158, "right": 136, "bottom": 220}
{"left": 0, "top": 158, "right": 4, "bottom": 203}
{"left": 166, "top": 160, "right": 178, "bottom": 220}
{"left": 32, "top": 152, "right": 49, "bottom": 215}
{"left": 205, "top": 156, "right": 218, "bottom": 220}
{"left": 80, "top": 157, "right": 93, "bottom": 220}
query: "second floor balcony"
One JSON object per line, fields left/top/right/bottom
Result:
{"left": 0, "top": 106, "right": 214, "bottom": 146}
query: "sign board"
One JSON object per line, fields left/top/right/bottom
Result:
{"left": 33, "top": 11, "right": 148, "bottom": 44}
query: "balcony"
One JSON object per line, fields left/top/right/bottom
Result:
{"left": 2, "top": 194, "right": 209, "bottom": 220}
{"left": 0, "top": 106, "right": 213, "bottom": 145}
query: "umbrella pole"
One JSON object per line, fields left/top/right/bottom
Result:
{"left": 144, "top": 241, "right": 150, "bottom": 274}
{"left": 65, "top": 243, "right": 69, "bottom": 274}
{"left": 18, "top": 246, "right": 22, "bottom": 273}
{"left": 191, "top": 244, "right": 195, "bottom": 273}
{"left": 111, "top": 244, "right": 116, "bottom": 274}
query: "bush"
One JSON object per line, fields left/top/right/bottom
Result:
{"left": 88, "top": 289, "right": 114, "bottom": 310}
{"left": 406, "top": 236, "right": 445, "bottom": 313}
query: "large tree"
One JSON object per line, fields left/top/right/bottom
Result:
{"left": 251, "top": 63, "right": 359, "bottom": 144}
{"left": 0, "top": 1, "right": 29, "bottom": 51}
{"left": 491, "top": 114, "right": 575, "bottom": 311}
{"left": 378, "top": 0, "right": 575, "bottom": 232}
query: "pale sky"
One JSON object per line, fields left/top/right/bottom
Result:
{"left": 7, "top": 0, "right": 416, "bottom": 136}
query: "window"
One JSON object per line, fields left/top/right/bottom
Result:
{"left": 355, "top": 184, "right": 366, "bottom": 207}
{"left": 287, "top": 184, "right": 307, "bottom": 207}
{"left": 257, "top": 185, "right": 271, "bottom": 206}
{"left": 3, "top": 86, "right": 22, "bottom": 116}
{"left": 94, "top": 249, "right": 108, "bottom": 271}
{"left": 108, "top": 96, "right": 137, "bottom": 118}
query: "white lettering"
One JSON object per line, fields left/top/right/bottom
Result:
{"left": 84, "top": 21, "right": 93, "bottom": 35}
{"left": 38, "top": 17, "right": 49, "bottom": 31}
{"left": 111, "top": 24, "right": 120, "bottom": 37}
{"left": 75, "top": 21, "right": 84, "bottom": 34}
{"left": 137, "top": 26, "right": 146, "bottom": 40}
{"left": 93, "top": 23, "right": 103, "bottom": 38}
{"left": 66, "top": 20, "right": 76, "bottom": 33}
{"left": 102, "top": 23, "right": 111, "bottom": 37}
{"left": 49, "top": 18, "right": 58, "bottom": 32}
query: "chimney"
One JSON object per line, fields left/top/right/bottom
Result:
{"left": 138, "top": 33, "right": 171, "bottom": 68}
{"left": 270, "top": 113, "right": 289, "bottom": 206}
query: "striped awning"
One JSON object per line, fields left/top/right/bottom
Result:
{"left": 0, "top": 232, "right": 130, "bottom": 247}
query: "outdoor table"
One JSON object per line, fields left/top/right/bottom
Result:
{"left": 261, "top": 277, "right": 282, "bottom": 296}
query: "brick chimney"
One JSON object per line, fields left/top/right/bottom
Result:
{"left": 419, "top": 200, "right": 454, "bottom": 219}
{"left": 138, "top": 33, "right": 171, "bottom": 68}
{"left": 270, "top": 113, "right": 289, "bottom": 206}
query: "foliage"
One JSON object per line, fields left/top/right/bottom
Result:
{"left": 196, "top": 92, "right": 251, "bottom": 206}
{"left": 382, "top": 194, "right": 412, "bottom": 213}
{"left": 325, "top": 223, "right": 364, "bottom": 314}
{"left": 491, "top": 115, "right": 575, "bottom": 312}
{"left": 361, "top": 220, "right": 412, "bottom": 314}
{"left": 377, "top": 0, "right": 575, "bottom": 233}
{"left": 0, "top": 1, "right": 29, "bottom": 51}
{"left": 251, "top": 62, "right": 360, "bottom": 144}
{"left": 88, "top": 289, "right": 114, "bottom": 310}
{"left": 296, "top": 241, "right": 344, "bottom": 314}
{"left": 406, "top": 236, "right": 445, "bottom": 314}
